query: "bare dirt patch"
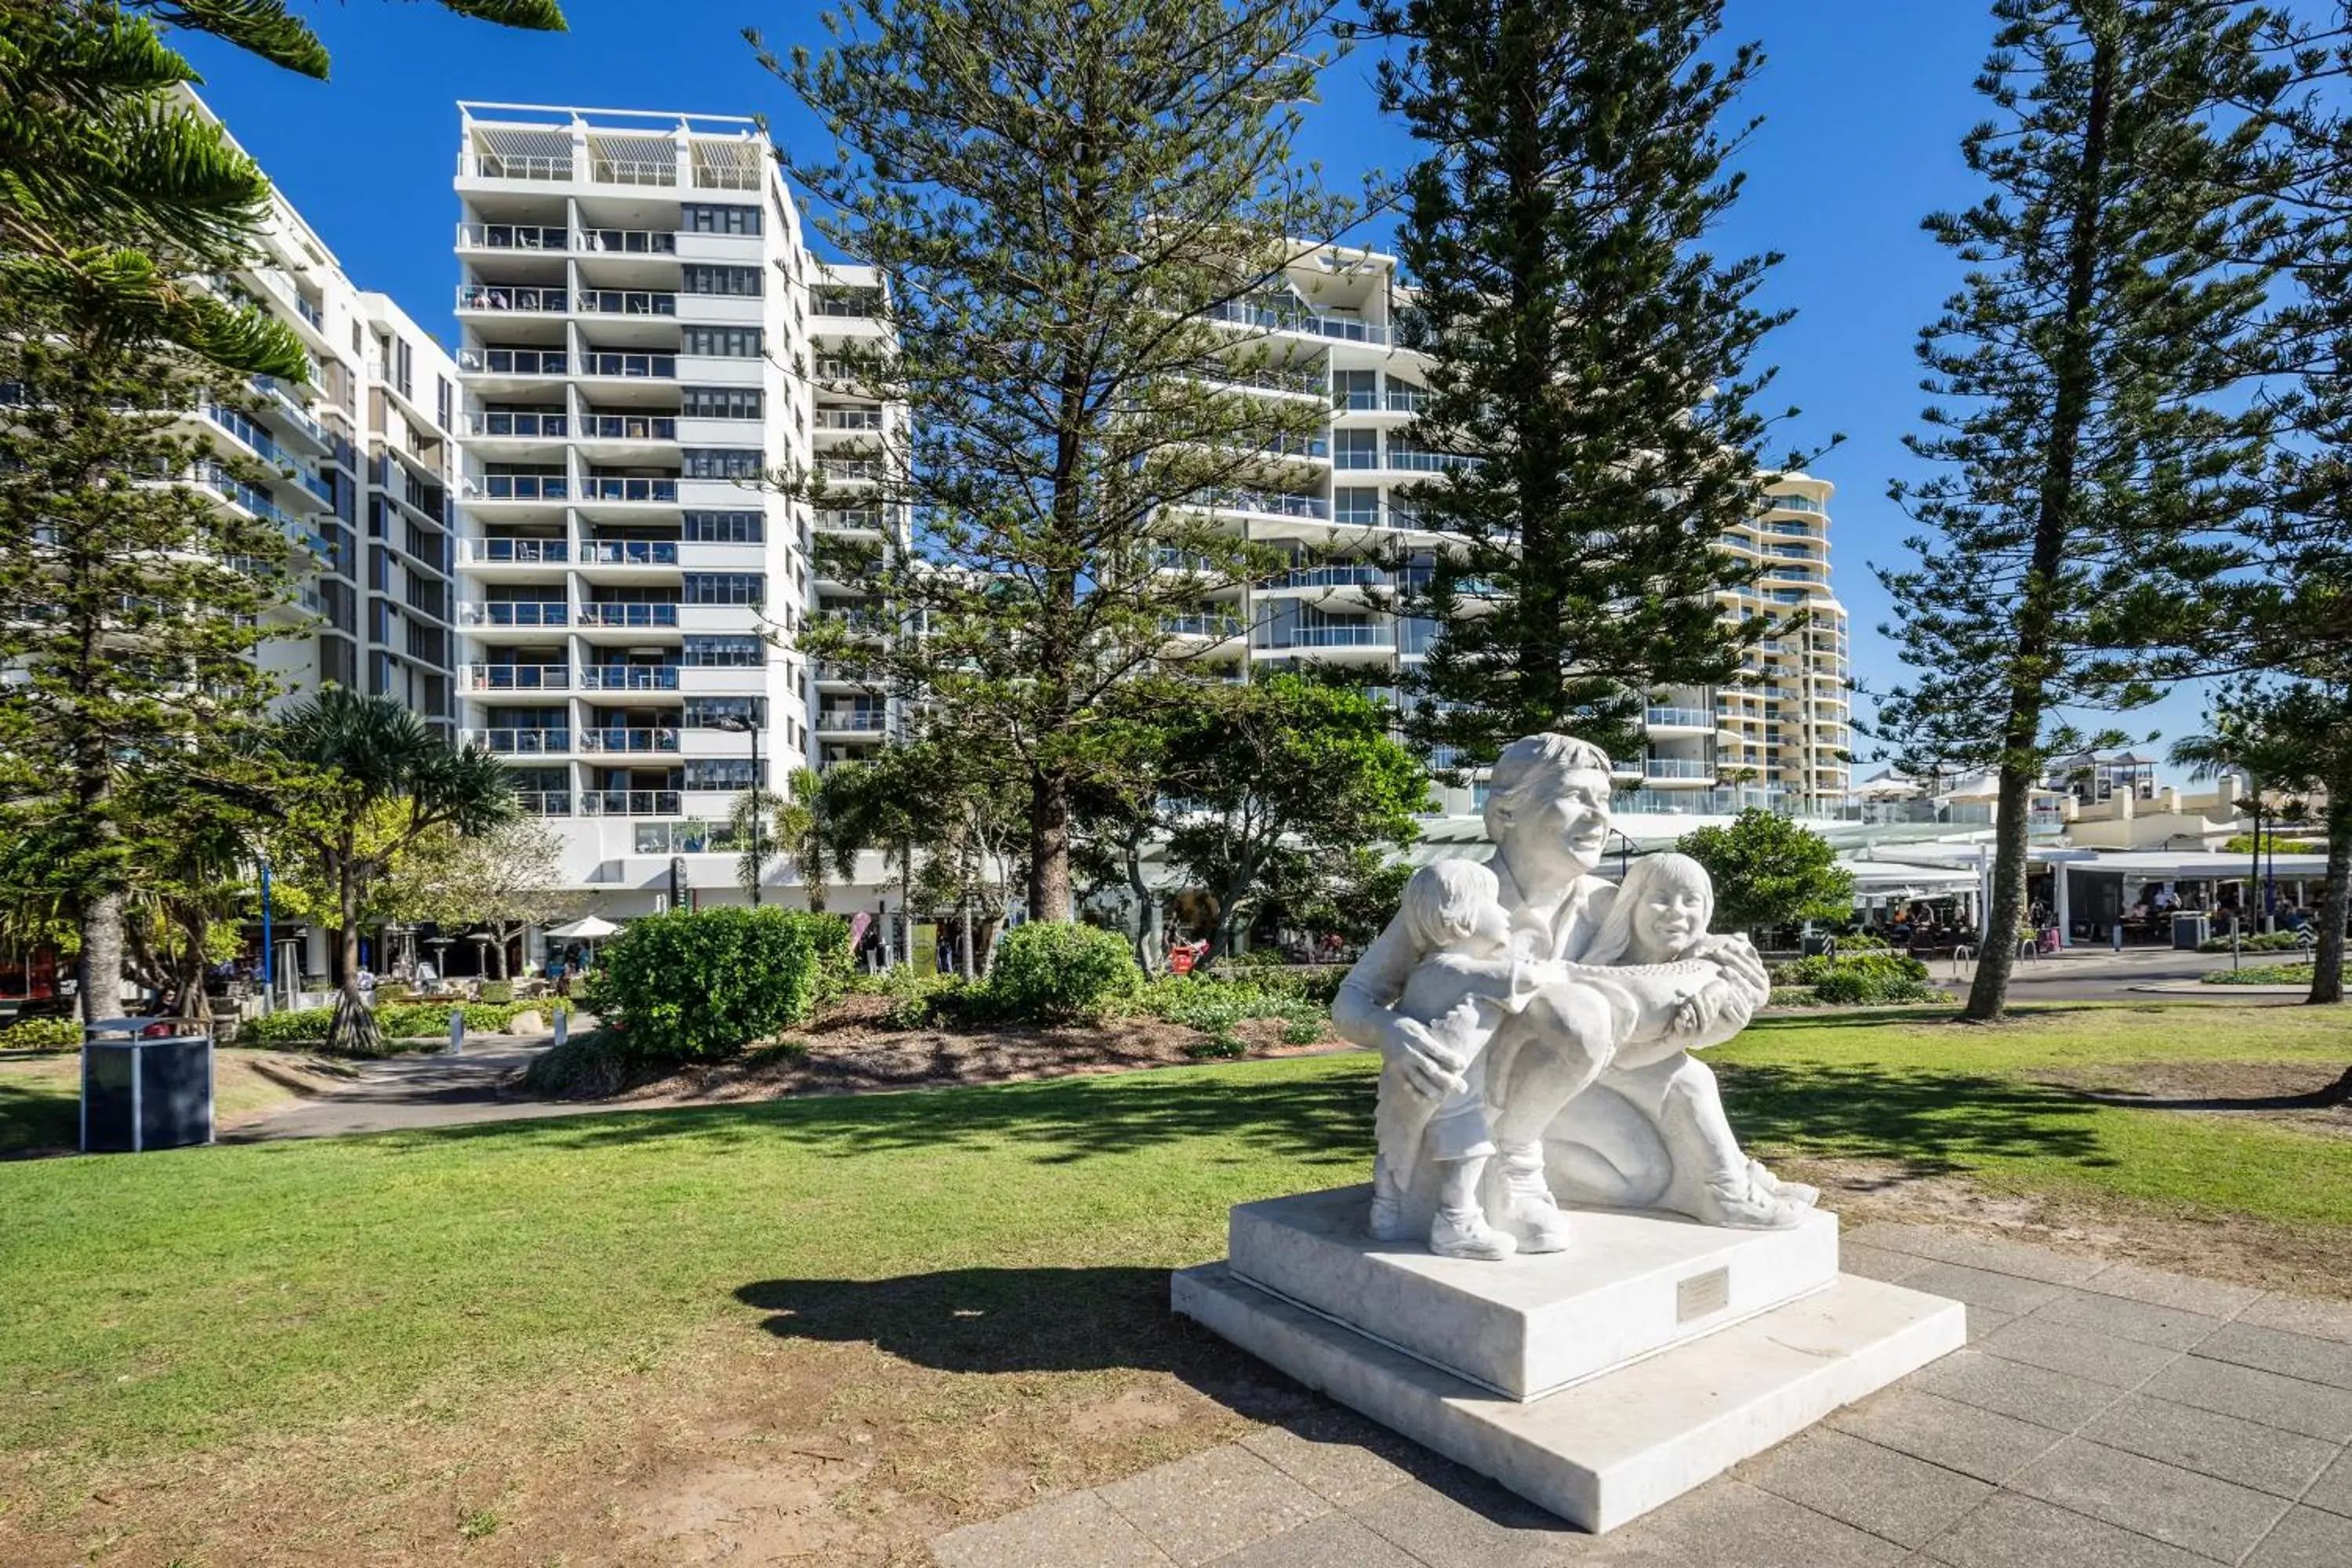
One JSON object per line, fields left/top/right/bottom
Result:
{"left": 2037, "top": 1058, "right": 2352, "bottom": 1135}
{"left": 1783, "top": 1152, "right": 2352, "bottom": 1301}
{"left": 533, "top": 994, "right": 1345, "bottom": 1107}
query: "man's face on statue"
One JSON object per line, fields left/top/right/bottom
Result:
{"left": 1508, "top": 767, "right": 1613, "bottom": 873}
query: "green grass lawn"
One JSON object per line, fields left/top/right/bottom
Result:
{"left": 2, "top": 1004, "right": 2347, "bottom": 1479}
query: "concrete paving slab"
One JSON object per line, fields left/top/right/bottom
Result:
{"left": 2303, "top": 1446, "right": 2352, "bottom": 1519}
{"left": 1343, "top": 1465, "right": 1592, "bottom": 1568}
{"left": 2009, "top": 1436, "right": 2294, "bottom": 1562}
{"left": 1901, "top": 1261, "right": 2067, "bottom": 1318}
{"left": 2140, "top": 1355, "right": 2352, "bottom": 1443}
{"left": 1917, "top": 1492, "right": 2213, "bottom": 1568}
{"left": 1840, "top": 1243, "right": 1930, "bottom": 1285}
{"left": 1825, "top": 1388, "right": 2061, "bottom": 1485}
{"left": 1238, "top": 1417, "right": 1415, "bottom": 1508}
{"left": 2074, "top": 1261, "right": 2263, "bottom": 1320}
{"left": 1975, "top": 1318, "right": 2183, "bottom": 1389}
{"left": 2189, "top": 1322, "right": 2352, "bottom": 1392}
{"left": 1736, "top": 1427, "right": 1991, "bottom": 1548}
{"left": 2244, "top": 1505, "right": 2352, "bottom": 1568}
{"left": 1199, "top": 1512, "right": 1428, "bottom": 1568}
{"left": 931, "top": 1490, "right": 1177, "bottom": 1568}
{"left": 1591, "top": 1477, "right": 1907, "bottom": 1568}
{"left": 2076, "top": 1393, "right": 2341, "bottom": 1500}
{"left": 1908, "top": 1348, "right": 2128, "bottom": 1431}
{"left": 1096, "top": 1443, "right": 1330, "bottom": 1566}
{"left": 2027, "top": 1288, "right": 2227, "bottom": 1352}
{"left": 2237, "top": 1294, "right": 2352, "bottom": 1346}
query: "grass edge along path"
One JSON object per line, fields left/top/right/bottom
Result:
{"left": 0, "top": 1004, "right": 2347, "bottom": 1476}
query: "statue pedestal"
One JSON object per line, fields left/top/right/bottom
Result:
{"left": 1174, "top": 1185, "right": 1964, "bottom": 1534}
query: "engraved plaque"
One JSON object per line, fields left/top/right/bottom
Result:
{"left": 1676, "top": 1266, "right": 1730, "bottom": 1323}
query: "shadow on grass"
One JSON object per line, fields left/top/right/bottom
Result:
{"left": 0, "top": 1073, "right": 78, "bottom": 1157}
{"left": 1718, "top": 1062, "right": 2111, "bottom": 1174}
{"left": 364, "top": 1057, "right": 1380, "bottom": 1170}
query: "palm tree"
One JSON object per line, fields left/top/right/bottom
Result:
{"left": 728, "top": 786, "right": 780, "bottom": 906}
{"left": 267, "top": 691, "right": 516, "bottom": 1054}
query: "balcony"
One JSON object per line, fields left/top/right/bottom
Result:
{"left": 579, "top": 665, "right": 681, "bottom": 691}
{"left": 818, "top": 458, "right": 884, "bottom": 483}
{"left": 815, "top": 508, "right": 885, "bottom": 534}
{"left": 457, "top": 222, "right": 568, "bottom": 252}
{"left": 1644, "top": 706, "right": 1715, "bottom": 731}
{"left": 1163, "top": 614, "right": 1245, "bottom": 638}
{"left": 814, "top": 290, "right": 884, "bottom": 318}
{"left": 816, "top": 705, "right": 888, "bottom": 733}
{"left": 579, "top": 414, "right": 677, "bottom": 441}
{"left": 1267, "top": 564, "right": 1386, "bottom": 590}
{"left": 580, "top": 352, "right": 676, "bottom": 379}
{"left": 458, "top": 601, "right": 568, "bottom": 628}
{"left": 468, "top": 474, "right": 567, "bottom": 502}
{"left": 463, "top": 538, "right": 568, "bottom": 564}
{"left": 1267, "top": 624, "right": 1393, "bottom": 650}
{"left": 578, "top": 227, "right": 677, "bottom": 255}
{"left": 579, "top": 727, "right": 681, "bottom": 753}
{"left": 1384, "top": 386, "right": 1433, "bottom": 414}
{"left": 457, "top": 285, "right": 568, "bottom": 314}
{"left": 1205, "top": 299, "right": 1391, "bottom": 345}
{"left": 580, "top": 539, "right": 681, "bottom": 566}
{"left": 1385, "top": 445, "right": 1480, "bottom": 473}
{"left": 514, "top": 789, "right": 573, "bottom": 816}
{"left": 462, "top": 412, "right": 568, "bottom": 439}
{"left": 590, "top": 157, "right": 677, "bottom": 187}
{"left": 580, "top": 789, "right": 683, "bottom": 817}
{"left": 576, "top": 289, "right": 677, "bottom": 317}
{"left": 815, "top": 408, "right": 885, "bottom": 431}
{"left": 462, "top": 663, "right": 570, "bottom": 692}
{"left": 1766, "top": 494, "right": 1828, "bottom": 515}
{"left": 469, "top": 727, "right": 571, "bottom": 755}
{"left": 470, "top": 153, "right": 573, "bottom": 182}
{"left": 1187, "top": 488, "right": 1331, "bottom": 521}
{"left": 577, "top": 602, "right": 679, "bottom": 628}
{"left": 1643, "top": 758, "right": 1717, "bottom": 782}
{"left": 460, "top": 348, "right": 568, "bottom": 376}
{"left": 249, "top": 376, "right": 330, "bottom": 451}
{"left": 580, "top": 477, "right": 678, "bottom": 504}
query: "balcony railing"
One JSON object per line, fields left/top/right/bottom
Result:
{"left": 580, "top": 539, "right": 680, "bottom": 565}
{"left": 581, "top": 352, "right": 675, "bottom": 379}
{"left": 462, "top": 348, "right": 568, "bottom": 376}
{"left": 471, "top": 154, "right": 573, "bottom": 181}
{"left": 1644, "top": 707, "right": 1714, "bottom": 730}
{"left": 458, "top": 601, "right": 568, "bottom": 627}
{"left": 1766, "top": 494, "right": 1828, "bottom": 515}
{"left": 579, "top": 665, "right": 681, "bottom": 690}
{"left": 1192, "top": 365, "right": 1327, "bottom": 398}
{"left": 514, "top": 790, "right": 573, "bottom": 816}
{"left": 576, "top": 602, "right": 679, "bottom": 628}
{"left": 813, "top": 291, "right": 884, "bottom": 317}
{"left": 457, "top": 285, "right": 568, "bottom": 313}
{"left": 470, "top": 728, "right": 571, "bottom": 754}
{"left": 575, "top": 289, "right": 677, "bottom": 317}
{"left": 1385, "top": 445, "right": 1481, "bottom": 473}
{"left": 1268, "top": 564, "right": 1386, "bottom": 590}
{"left": 692, "top": 163, "right": 763, "bottom": 191}
{"left": 465, "top": 537, "right": 568, "bottom": 564}
{"left": 591, "top": 158, "right": 677, "bottom": 187}
{"left": 816, "top": 706, "right": 888, "bottom": 731}
{"left": 815, "top": 508, "right": 885, "bottom": 532}
{"left": 1186, "top": 488, "right": 1331, "bottom": 521}
{"left": 818, "top": 459, "right": 884, "bottom": 482}
{"left": 250, "top": 376, "right": 328, "bottom": 448}
{"left": 457, "top": 222, "right": 568, "bottom": 251}
{"left": 462, "top": 412, "right": 567, "bottom": 438}
{"left": 462, "top": 663, "right": 570, "bottom": 691}
{"left": 580, "top": 477, "right": 678, "bottom": 503}
{"left": 1384, "top": 386, "right": 1433, "bottom": 414}
{"left": 578, "top": 227, "right": 677, "bottom": 254}
{"left": 580, "top": 414, "right": 677, "bottom": 441}
{"left": 1257, "top": 434, "right": 1328, "bottom": 460}
{"left": 1267, "top": 624, "right": 1392, "bottom": 649}
{"left": 1206, "top": 299, "right": 1392, "bottom": 344}
{"left": 579, "top": 727, "right": 681, "bottom": 753}
{"left": 580, "top": 789, "right": 682, "bottom": 816}
{"left": 1163, "top": 614, "right": 1245, "bottom": 637}
{"left": 469, "top": 474, "right": 567, "bottom": 501}
{"left": 1643, "top": 758, "right": 1716, "bottom": 780}
{"left": 815, "top": 408, "right": 884, "bottom": 431}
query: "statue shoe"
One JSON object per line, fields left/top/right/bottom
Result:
{"left": 1750, "top": 1159, "right": 1820, "bottom": 1208}
{"left": 1367, "top": 1190, "right": 1414, "bottom": 1243}
{"left": 1429, "top": 1207, "right": 1515, "bottom": 1261}
{"left": 1693, "top": 1171, "right": 1807, "bottom": 1231}
{"left": 1497, "top": 1152, "right": 1573, "bottom": 1254}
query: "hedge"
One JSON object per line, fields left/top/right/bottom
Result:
{"left": 237, "top": 999, "right": 567, "bottom": 1048}
{"left": 984, "top": 921, "right": 1140, "bottom": 1022}
{"left": 579, "top": 906, "right": 847, "bottom": 1061}
{"left": 0, "top": 1017, "right": 82, "bottom": 1051}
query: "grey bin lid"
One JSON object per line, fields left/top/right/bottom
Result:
{"left": 83, "top": 1017, "right": 213, "bottom": 1044}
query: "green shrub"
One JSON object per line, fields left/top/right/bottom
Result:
{"left": 1228, "top": 947, "right": 1289, "bottom": 969}
{"left": 477, "top": 980, "right": 514, "bottom": 1005}
{"left": 518, "top": 1029, "right": 645, "bottom": 1098}
{"left": 372, "top": 982, "right": 412, "bottom": 1005}
{"left": 1766, "top": 985, "right": 1819, "bottom": 1008}
{"left": 2195, "top": 931, "right": 2306, "bottom": 954}
{"left": 1184, "top": 1036, "right": 1248, "bottom": 1059}
{"left": 1279, "top": 1018, "right": 1323, "bottom": 1046}
{"left": 1838, "top": 933, "right": 1890, "bottom": 952}
{"left": 578, "top": 907, "right": 832, "bottom": 1061}
{"left": 0, "top": 1017, "right": 82, "bottom": 1051}
{"left": 983, "top": 921, "right": 1141, "bottom": 1022}
{"left": 1782, "top": 951, "right": 1930, "bottom": 989}
{"left": 875, "top": 968, "right": 975, "bottom": 1029}
{"left": 239, "top": 1007, "right": 336, "bottom": 1046}
{"left": 2201, "top": 962, "right": 2315, "bottom": 986}
{"left": 1809, "top": 966, "right": 1944, "bottom": 1005}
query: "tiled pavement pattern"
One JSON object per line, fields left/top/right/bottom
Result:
{"left": 931, "top": 1223, "right": 2352, "bottom": 1568}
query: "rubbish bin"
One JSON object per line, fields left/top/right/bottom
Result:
{"left": 81, "top": 1018, "right": 214, "bottom": 1153}
{"left": 1800, "top": 931, "right": 1836, "bottom": 958}
{"left": 2171, "top": 913, "right": 2211, "bottom": 952}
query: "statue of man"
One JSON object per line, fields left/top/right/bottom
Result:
{"left": 1333, "top": 733, "right": 1815, "bottom": 1252}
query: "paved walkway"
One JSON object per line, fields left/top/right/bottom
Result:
{"left": 227, "top": 1034, "right": 564, "bottom": 1141}
{"left": 931, "top": 1225, "right": 2352, "bottom": 1568}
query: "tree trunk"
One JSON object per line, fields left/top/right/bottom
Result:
{"left": 1123, "top": 827, "right": 1159, "bottom": 973}
{"left": 327, "top": 855, "right": 383, "bottom": 1054}
{"left": 1965, "top": 764, "right": 2034, "bottom": 1022}
{"left": 176, "top": 909, "right": 213, "bottom": 1028}
{"left": 488, "top": 933, "right": 508, "bottom": 982}
{"left": 2309, "top": 800, "right": 2350, "bottom": 1007}
{"left": 958, "top": 890, "right": 976, "bottom": 982}
{"left": 1028, "top": 768, "right": 1073, "bottom": 923}
{"left": 77, "top": 891, "right": 124, "bottom": 1025}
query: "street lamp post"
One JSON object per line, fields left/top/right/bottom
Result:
{"left": 714, "top": 713, "right": 762, "bottom": 906}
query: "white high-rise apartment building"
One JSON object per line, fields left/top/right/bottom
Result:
{"left": 188, "top": 93, "right": 461, "bottom": 733}
{"left": 1181, "top": 245, "right": 1852, "bottom": 815}
{"left": 449, "top": 103, "right": 905, "bottom": 916}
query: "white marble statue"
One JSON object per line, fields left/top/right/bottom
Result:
{"left": 1334, "top": 733, "right": 1818, "bottom": 1258}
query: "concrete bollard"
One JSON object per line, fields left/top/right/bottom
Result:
{"left": 448, "top": 1007, "right": 465, "bottom": 1055}
{"left": 554, "top": 1006, "right": 568, "bottom": 1047}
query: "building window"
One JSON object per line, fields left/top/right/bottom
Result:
{"left": 684, "top": 758, "right": 757, "bottom": 790}
{"left": 681, "top": 387, "right": 763, "bottom": 419}
{"left": 681, "top": 325, "right": 763, "bottom": 358}
{"left": 682, "top": 447, "right": 764, "bottom": 479}
{"left": 684, "top": 511, "right": 765, "bottom": 543}
{"left": 1334, "top": 487, "right": 1381, "bottom": 526}
{"left": 394, "top": 339, "right": 413, "bottom": 401}
{"left": 437, "top": 376, "right": 452, "bottom": 432}
{"left": 683, "top": 572, "right": 765, "bottom": 606}
{"left": 682, "top": 204, "right": 761, "bottom": 235}
{"left": 1333, "top": 369, "right": 1377, "bottom": 411}
{"left": 1334, "top": 429, "right": 1377, "bottom": 470}
{"left": 683, "top": 634, "right": 764, "bottom": 666}
{"left": 684, "top": 695, "right": 764, "bottom": 728}
{"left": 681, "top": 264, "right": 763, "bottom": 297}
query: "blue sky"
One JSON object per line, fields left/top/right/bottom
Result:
{"left": 176, "top": 0, "right": 2216, "bottom": 779}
